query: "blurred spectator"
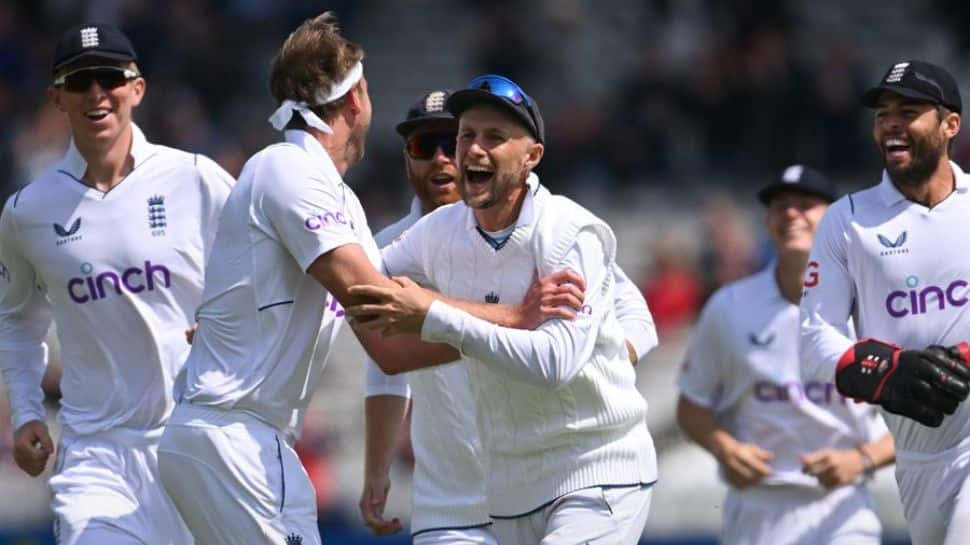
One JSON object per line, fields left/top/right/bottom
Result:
{"left": 640, "top": 237, "right": 703, "bottom": 338}
{"left": 697, "top": 194, "right": 757, "bottom": 299}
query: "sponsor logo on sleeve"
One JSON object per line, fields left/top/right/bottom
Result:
{"left": 885, "top": 274, "right": 968, "bottom": 318}
{"left": 803, "top": 260, "right": 819, "bottom": 288}
{"left": 877, "top": 231, "right": 909, "bottom": 256}
{"left": 304, "top": 210, "right": 348, "bottom": 231}
{"left": 66, "top": 260, "right": 172, "bottom": 303}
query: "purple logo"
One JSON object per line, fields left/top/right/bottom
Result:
{"left": 304, "top": 210, "right": 348, "bottom": 231}
{"left": 885, "top": 275, "right": 968, "bottom": 318}
{"left": 753, "top": 380, "right": 846, "bottom": 405}
{"left": 67, "top": 261, "right": 171, "bottom": 303}
{"left": 324, "top": 295, "right": 345, "bottom": 318}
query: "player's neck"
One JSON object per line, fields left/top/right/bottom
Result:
{"left": 76, "top": 125, "right": 135, "bottom": 193}
{"left": 892, "top": 156, "right": 955, "bottom": 208}
{"left": 774, "top": 253, "right": 808, "bottom": 305}
{"left": 310, "top": 123, "right": 355, "bottom": 177}
{"left": 474, "top": 184, "right": 527, "bottom": 232}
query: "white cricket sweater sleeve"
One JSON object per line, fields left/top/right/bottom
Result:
{"left": 677, "top": 289, "right": 727, "bottom": 409}
{"left": 421, "top": 228, "right": 611, "bottom": 389}
{"left": 799, "top": 202, "right": 856, "bottom": 381}
{"left": 194, "top": 154, "right": 235, "bottom": 262}
{"left": 0, "top": 198, "right": 52, "bottom": 430}
{"left": 257, "top": 150, "right": 360, "bottom": 272}
{"left": 613, "top": 265, "right": 658, "bottom": 362}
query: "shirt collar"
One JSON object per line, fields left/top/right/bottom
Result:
{"left": 877, "top": 160, "right": 970, "bottom": 206}
{"left": 283, "top": 129, "right": 342, "bottom": 184}
{"left": 60, "top": 123, "right": 153, "bottom": 179}
{"left": 409, "top": 196, "right": 423, "bottom": 219}
{"left": 464, "top": 172, "right": 542, "bottom": 231}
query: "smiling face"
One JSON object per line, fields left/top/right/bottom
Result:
{"left": 455, "top": 103, "right": 543, "bottom": 218}
{"left": 48, "top": 59, "right": 144, "bottom": 153}
{"left": 765, "top": 189, "right": 829, "bottom": 256}
{"left": 872, "top": 92, "right": 960, "bottom": 187}
{"left": 403, "top": 120, "right": 460, "bottom": 213}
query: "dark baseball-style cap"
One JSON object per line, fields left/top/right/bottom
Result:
{"left": 446, "top": 74, "right": 545, "bottom": 143}
{"left": 757, "top": 165, "right": 837, "bottom": 206}
{"left": 862, "top": 60, "right": 962, "bottom": 114}
{"left": 395, "top": 89, "right": 456, "bottom": 137}
{"left": 52, "top": 24, "right": 137, "bottom": 74}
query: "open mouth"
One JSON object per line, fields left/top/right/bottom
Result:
{"left": 85, "top": 108, "right": 111, "bottom": 122}
{"left": 464, "top": 165, "right": 494, "bottom": 185}
{"left": 430, "top": 173, "right": 456, "bottom": 186}
{"left": 884, "top": 138, "right": 910, "bottom": 160}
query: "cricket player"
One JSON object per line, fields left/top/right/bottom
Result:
{"left": 156, "top": 17, "right": 572, "bottom": 545}
{"left": 360, "top": 89, "right": 658, "bottom": 544}
{"left": 348, "top": 74, "right": 657, "bottom": 545}
{"left": 800, "top": 60, "right": 970, "bottom": 545}
{"left": 0, "top": 23, "right": 233, "bottom": 545}
{"left": 678, "top": 165, "right": 894, "bottom": 545}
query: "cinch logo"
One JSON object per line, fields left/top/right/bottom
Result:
{"left": 66, "top": 261, "right": 171, "bottom": 303}
{"left": 304, "top": 210, "right": 347, "bottom": 231}
{"left": 885, "top": 275, "right": 968, "bottom": 318}
{"left": 878, "top": 231, "right": 909, "bottom": 256}
{"left": 753, "top": 380, "right": 847, "bottom": 405}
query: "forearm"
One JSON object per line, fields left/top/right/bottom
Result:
{"left": 0, "top": 344, "right": 48, "bottom": 429}
{"left": 364, "top": 395, "right": 410, "bottom": 479}
{"left": 676, "top": 395, "right": 735, "bottom": 460}
{"left": 421, "top": 300, "right": 593, "bottom": 389}
{"left": 434, "top": 293, "right": 518, "bottom": 328}
{"left": 860, "top": 433, "right": 895, "bottom": 469}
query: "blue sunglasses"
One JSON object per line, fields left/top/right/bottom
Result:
{"left": 467, "top": 74, "right": 533, "bottom": 107}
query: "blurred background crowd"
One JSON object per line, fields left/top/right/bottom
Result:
{"left": 1, "top": 0, "right": 969, "bottom": 543}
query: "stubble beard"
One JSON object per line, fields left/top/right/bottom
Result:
{"left": 885, "top": 132, "right": 946, "bottom": 188}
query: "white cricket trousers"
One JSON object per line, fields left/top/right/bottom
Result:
{"left": 721, "top": 483, "right": 880, "bottom": 545}
{"left": 490, "top": 483, "right": 653, "bottom": 545}
{"left": 50, "top": 427, "right": 192, "bottom": 545}
{"left": 158, "top": 403, "right": 320, "bottom": 545}
{"left": 895, "top": 437, "right": 970, "bottom": 545}
{"left": 412, "top": 525, "right": 499, "bottom": 545}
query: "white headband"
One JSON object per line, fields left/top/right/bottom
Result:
{"left": 267, "top": 61, "right": 364, "bottom": 133}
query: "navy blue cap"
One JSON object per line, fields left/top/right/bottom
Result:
{"left": 757, "top": 165, "right": 837, "bottom": 205}
{"left": 396, "top": 89, "right": 457, "bottom": 137}
{"left": 862, "top": 60, "right": 961, "bottom": 114}
{"left": 53, "top": 24, "right": 137, "bottom": 74}
{"left": 446, "top": 74, "right": 545, "bottom": 143}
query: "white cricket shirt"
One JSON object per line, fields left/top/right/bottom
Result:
{"left": 801, "top": 161, "right": 970, "bottom": 454}
{"left": 680, "top": 266, "right": 885, "bottom": 487}
{"left": 179, "top": 129, "right": 380, "bottom": 431}
{"left": 0, "top": 124, "right": 233, "bottom": 435}
{"left": 383, "top": 176, "right": 656, "bottom": 516}
{"left": 364, "top": 183, "right": 658, "bottom": 531}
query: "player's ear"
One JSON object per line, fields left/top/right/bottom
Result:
{"left": 523, "top": 141, "right": 543, "bottom": 171}
{"left": 130, "top": 76, "right": 146, "bottom": 107}
{"left": 943, "top": 111, "right": 960, "bottom": 141}
{"left": 48, "top": 86, "right": 64, "bottom": 112}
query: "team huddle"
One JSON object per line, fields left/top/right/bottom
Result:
{"left": 0, "top": 11, "right": 968, "bottom": 545}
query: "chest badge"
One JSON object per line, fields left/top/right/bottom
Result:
{"left": 53, "top": 218, "right": 83, "bottom": 245}
{"left": 748, "top": 332, "right": 776, "bottom": 347}
{"left": 148, "top": 195, "right": 167, "bottom": 236}
{"left": 878, "top": 231, "right": 909, "bottom": 256}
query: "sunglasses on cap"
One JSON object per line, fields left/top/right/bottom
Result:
{"left": 406, "top": 132, "right": 456, "bottom": 160}
{"left": 53, "top": 65, "right": 140, "bottom": 93}
{"left": 467, "top": 74, "right": 533, "bottom": 107}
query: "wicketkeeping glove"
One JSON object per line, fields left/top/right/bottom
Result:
{"left": 835, "top": 339, "right": 970, "bottom": 427}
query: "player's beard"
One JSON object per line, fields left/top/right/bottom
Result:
{"left": 885, "top": 130, "right": 947, "bottom": 188}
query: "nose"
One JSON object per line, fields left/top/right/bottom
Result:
{"left": 432, "top": 145, "right": 454, "bottom": 163}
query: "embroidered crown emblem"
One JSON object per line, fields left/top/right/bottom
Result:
{"left": 485, "top": 291, "right": 500, "bottom": 304}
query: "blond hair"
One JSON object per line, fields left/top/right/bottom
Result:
{"left": 268, "top": 12, "right": 365, "bottom": 126}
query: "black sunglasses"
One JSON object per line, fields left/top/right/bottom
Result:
{"left": 53, "top": 66, "right": 139, "bottom": 93}
{"left": 406, "top": 132, "right": 456, "bottom": 160}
